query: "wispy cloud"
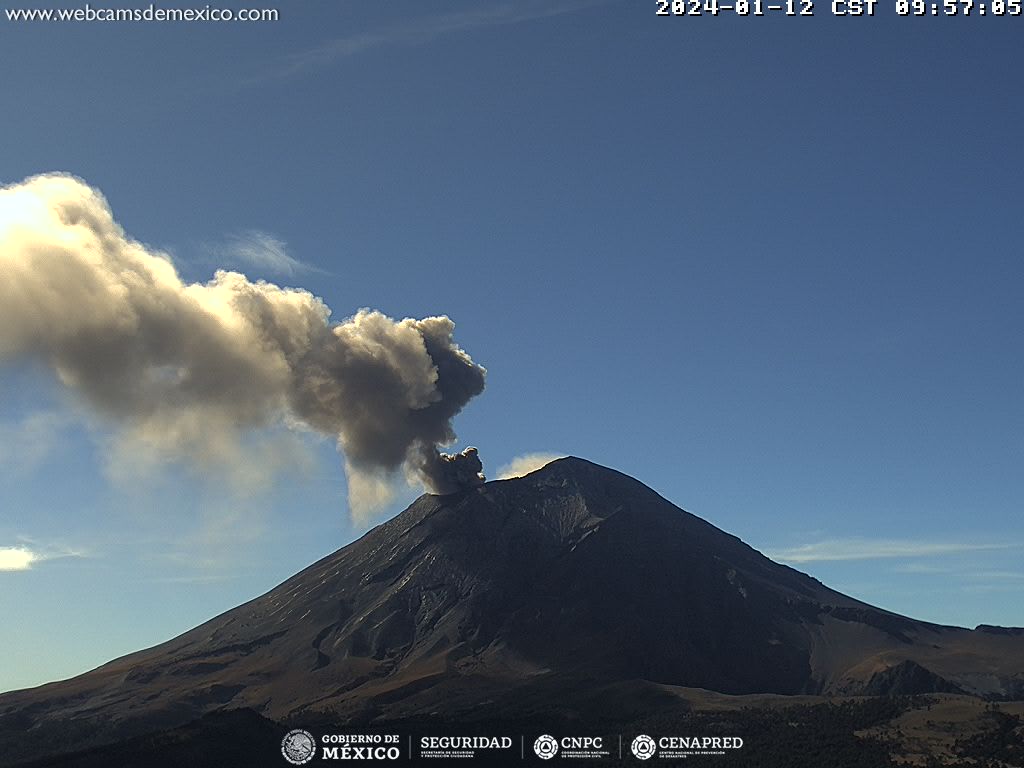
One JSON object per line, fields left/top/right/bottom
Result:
{"left": 146, "top": 491, "right": 276, "bottom": 573}
{"left": 146, "top": 573, "right": 241, "bottom": 585}
{"left": 274, "top": 0, "right": 611, "bottom": 79}
{"left": 0, "top": 541, "right": 85, "bottom": 572}
{"left": 0, "top": 411, "right": 73, "bottom": 475}
{"left": 767, "top": 537, "right": 1017, "bottom": 564}
{"left": 965, "top": 570, "right": 1024, "bottom": 582}
{"left": 496, "top": 452, "right": 565, "bottom": 480}
{"left": 892, "top": 562, "right": 952, "bottom": 575}
{"left": 211, "top": 230, "right": 324, "bottom": 278}
{"left": 885, "top": 564, "right": 1024, "bottom": 599}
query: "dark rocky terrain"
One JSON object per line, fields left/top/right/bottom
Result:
{"left": 1, "top": 457, "right": 1022, "bottom": 766}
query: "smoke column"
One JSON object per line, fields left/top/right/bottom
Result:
{"left": 0, "top": 173, "right": 486, "bottom": 521}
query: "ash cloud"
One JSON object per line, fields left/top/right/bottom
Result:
{"left": 0, "top": 173, "right": 486, "bottom": 520}
{"left": 413, "top": 445, "right": 484, "bottom": 495}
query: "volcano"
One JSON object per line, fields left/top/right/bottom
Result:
{"left": 2, "top": 457, "right": 1023, "bottom": 765}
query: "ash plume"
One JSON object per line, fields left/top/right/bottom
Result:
{"left": 412, "top": 445, "right": 484, "bottom": 495}
{"left": 0, "top": 173, "right": 486, "bottom": 521}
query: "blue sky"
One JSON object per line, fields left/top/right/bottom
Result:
{"left": 1, "top": 0, "right": 1022, "bottom": 693}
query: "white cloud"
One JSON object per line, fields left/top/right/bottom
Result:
{"left": 219, "top": 230, "right": 318, "bottom": 277}
{"left": 767, "top": 537, "right": 1016, "bottom": 564}
{"left": 0, "top": 547, "right": 37, "bottom": 571}
{"left": 496, "top": 452, "right": 565, "bottom": 480}
{"left": 0, "top": 540, "right": 86, "bottom": 572}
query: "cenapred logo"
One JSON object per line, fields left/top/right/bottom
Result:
{"left": 281, "top": 729, "right": 316, "bottom": 765}
{"left": 534, "top": 734, "right": 559, "bottom": 760}
{"left": 631, "top": 734, "right": 657, "bottom": 760}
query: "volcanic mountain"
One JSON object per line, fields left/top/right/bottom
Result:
{"left": 2, "top": 457, "right": 1023, "bottom": 764}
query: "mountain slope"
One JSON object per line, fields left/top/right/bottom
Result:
{"left": 2, "top": 457, "right": 1022, "bottom": 763}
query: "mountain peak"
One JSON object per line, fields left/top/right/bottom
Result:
{"left": 3, "top": 458, "right": 1024, "bottom": 767}
{"left": 495, "top": 454, "right": 634, "bottom": 485}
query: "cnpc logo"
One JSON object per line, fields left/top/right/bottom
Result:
{"left": 532, "top": 737, "right": 602, "bottom": 761}
{"left": 534, "top": 735, "right": 605, "bottom": 759}
{"left": 631, "top": 734, "right": 657, "bottom": 760}
{"left": 533, "top": 735, "right": 558, "bottom": 759}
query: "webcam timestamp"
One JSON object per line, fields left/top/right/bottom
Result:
{"left": 656, "top": 0, "right": 1021, "bottom": 13}
{"left": 654, "top": 0, "right": 868, "bottom": 15}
